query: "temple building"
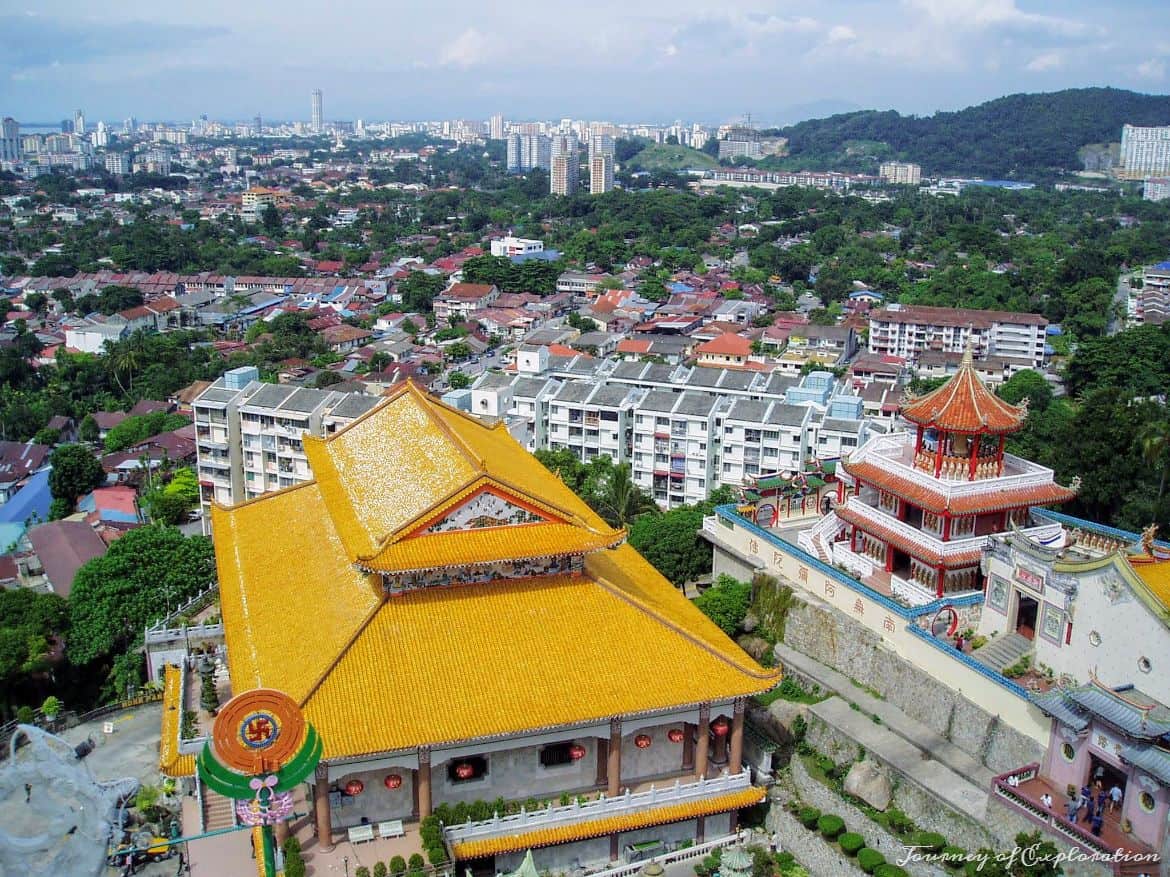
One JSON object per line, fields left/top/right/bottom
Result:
{"left": 821, "top": 349, "right": 1076, "bottom": 601}
{"left": 164, "top": 381, "right": 776, "bottom": 872}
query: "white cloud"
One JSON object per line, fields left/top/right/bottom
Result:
{"left": 1025, "top": 51, "right": 1063, "bottom": 72}
{"left": 663, "top": 43, "right": 678, "bottom": 57}
{"left": 438, "top": 28, "right": 488, "bottom": 69}
{"left": 826, "top": 25, "right": 857, "bottom": 44}
{"left": 1136, "top": 58, "right": 1166, "bottom": 80}
{"left": 901, "top": 0, "right": 1093, "bottom": 39}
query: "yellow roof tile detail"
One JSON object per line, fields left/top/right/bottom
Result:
{"left": 213, "top": 482, "right": 381, "bottom": 701}
{"left": 448, "top": 786, "right": 766, "bottom": 859}
{"left": 360, "top": 522, "right": 623, "bottom": 572}
{"left": 303, "top": 568, "right": 778, "bottom": 759}
{"left": 1128, "top": 555, "right": 1170, "bottom": 611}
{"left": 159, "top": 665, "right": 195, "bottom": 778}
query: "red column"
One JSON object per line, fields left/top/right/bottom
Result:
{"left": 850, "top": 527, "right": 857, "bottom": 552}
{"left": 997, "top": 435, "right": 1006, "bottom": 476}
{"left": 968, "top": 432, "right": 980, "bottom": 481}
{"left": 885, "top": 543, "right": 894, "bottom": 572}
{"left": 933, "top": 430, "right": 945, "bottom": 478}
{"left": 837, "top": 480, "right": 845, "bottom": 504}
{"left": 914, "top": 424, "right": 924, "bottom": 456}
{"left": 937, "top": 566, "right": 945, "bottom": 598}
{"left": 942, "top": 514, "right": 952, "bottom": 541}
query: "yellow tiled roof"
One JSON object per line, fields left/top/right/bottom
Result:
{"left": 159, "top": 665, "right": 195, "bottom": 778}
{"left": 1128, "top": 555, "right": 1170, "bottom": 611}
{"left": 302, "top": 567, "right": 777, "bottom": 759}
{"left": 213, "top": 482, "right": 381, "bottom": 701}
{"left": 448, "top": 786, "right": 767, "bottom": 860}
{"left": 359, "top": 522, "right": 623, "bottom": 572}
{"left": 304, "top": 382, "right": 613, "bottom": 559}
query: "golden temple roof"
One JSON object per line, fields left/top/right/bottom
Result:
{"left": 213, "top": 384, "right": 776, "bottom": 759}
{"left": 1128, "top": 554, "right": 1170, "bottom": 612}
{"left": 447, "top": 786, "right": 766, "bottom": 860}
{"left": 159, "top": 665, "right": 195, "bottom": 778}
{"left": 900, "top": 347, "right": 1026, "bottom": 435}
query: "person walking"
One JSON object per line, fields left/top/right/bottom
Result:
{"left": 1091, "top": 811, "right": 1104, "bottom": 836}
{"left": 1109, "top": 784, "right": 1123, "bottom": 813}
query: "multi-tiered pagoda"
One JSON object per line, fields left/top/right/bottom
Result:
{"left": 834, "top": 350, "right": 1076, "bottom": 597}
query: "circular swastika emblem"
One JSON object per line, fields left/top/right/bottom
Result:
{"left": 239, "top": 711, "right": 280, "bottom": 749}
{"left": 212, "top": 689, "right": 306, "bottom": 773}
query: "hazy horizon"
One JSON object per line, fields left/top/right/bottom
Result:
{"left": 3, "top": 0, "right": 1168, "bottom": 127}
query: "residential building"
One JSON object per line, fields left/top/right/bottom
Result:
{"left": 868, "top": 304, "right": 1047, "bottom": 368}
{"left": 489, "top": 113, "right": 504, "bottom": 140}
{"left": 1119, "top": 124, "right": 1170, "bottom": 179}
{"left": 695, "top": 333, "right": 753, "bottom": 369}
{"left": 589, "top": 135, "right": 615, "bottom": 195}
{"left": 103, "top": 152, "right": 131, "bottom": 176}
{"left": 311, "top": 89, "right": 323, "bottom": 133}
{"left": 191, "top": 367, "right": 380, "bottom": 518}
{"left": 878, "top": 161, "right": 922, "bottom": 185}
{"left": 1144, "top": 178, "right": 1170, "bottom": 202}
{"left": 489, "top": 236, "right": 544, "bottom": 258}
{"left": 241, "top": 186, "right": 280, "bottom": 221}
{"left": 0, "top": 440, "right": 51, "bottom": 505}
{"left": 63, "top": 319, "right": 128, "bottom": 354}
{"left": 432, "top": 282, "right": 500, "bottom": 323}
{"left": 546, "top": 381, "right": 643, "bottom": 464}
{"left": 164, "top": 382, "right": 775, "bottom": 873}
{"left": 0, "top": 117, "right": 19, "bottom": 164}
{"left": 24, "top": 520, "right": 107, "bottom": 597}
{"left": 631, "top": 391, "right": 725, "bottom": 507}
{"left": 1136, "top": 260, "right": 1170, "bottom": 325}
{"left": 718, "top": 128, "right": 762, "bottom": 161}
{"left": 556, "top": 271, "right": 609, "bottom": 295}
{"left": 550, "top": 135, "right": 579, "bottom": 196}
{"left": 506, "top": 134, "right": 551, "bottom": 173}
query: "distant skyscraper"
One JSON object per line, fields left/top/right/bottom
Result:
{"left": 550, "top": 134, "right": 579, "bottom": 196}
{"left": 1120, "top": 124, "right": 1170, "bottom": 179}
{"left": 74, "top": 109, "right": 86, "bottom": 136}
{"left": 589, "top": 135, "right": 615, "bottom": 195}
{"left": 311, "top": 89, "right": 323, "bottom": 133}
{"left": 60, "top": 119, "right": 74, "bottom": 134}
{"left": 254, "top": 114, "right": 263, "bottom": 134}
{"left": 490, "top": 113, "right": 504, "bottom": 140}
{"left": 879, "top": 161, "right": 922, "bottom": 185}
{"left": 0, "top": 118, "right": 20, "bottom": 163}
{"left": 507, "top": 133, "right": 551, "bottom": 173}
{"left": 104, "top": 152, "right": 131, "bottom": 176}
{"left": 92, "top": 121, "right": 109, "bottom": 148}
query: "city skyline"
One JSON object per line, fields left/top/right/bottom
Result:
{"left": 2, "top": 0, "right": 1168, "bottom": 125}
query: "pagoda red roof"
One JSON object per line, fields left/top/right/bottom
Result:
{"left": 835, "top": 503, "right": 982, "bottom": 569}
{"left": 843, "top": 460, "right": 1077, "bottom": 516}
{"left": 900, "top": 350, "right": 1025, "bottom": 434}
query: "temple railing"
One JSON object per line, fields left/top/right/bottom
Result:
{"left": 444, "top": 769, "right": 752, "bottom": 844}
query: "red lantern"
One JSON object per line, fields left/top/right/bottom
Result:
{"left": 568, "top": 744, "right": 587, "bottom": 760}
{"left": 454, "top": 763, "right": 475, "bottom": 780}
{"left": 345, "top": 779, "right": 365, "bottom": 796}
{"left": 667, "top": 728, "right": 684, "bottom": 744}
{"left": 711, "top": 718, "right": 730, "bottom": 737}
{"left": 384, "top": 774, "right": 403, "bottom": 790}
{"left": 634, "top": 734, "right": 652, "bottom": 749}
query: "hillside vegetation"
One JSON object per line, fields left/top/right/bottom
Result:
{"left": 625, "top": 143, "right": 719, "bottom": 172}
{"left": 772, "top": 87, "right": 1170, "bottom": 178}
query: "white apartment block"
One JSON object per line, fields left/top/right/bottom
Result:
{"left": 632, "top": 391, "right": 725, "bottom": 507}
{"left": 193, "top": 368, "right": 380, "bottom": 522}
{"left": 546, "top": 381, "right": 643, "bottom": 464}
{"left": 868, "top": 304, "right": 1047, "bottom": 368}
{"left": 878, "top": 161, "right": 922, "bottom": 185}
{"left": 490, "top": 236, "right": 545, "bottom": 258}
{"left": 720, "top": 400, "right": 812, "bottom": 486}
{"left": 1144, "top": 178, "right": 1170, "bottom": 202}
{"left": 589, "top": 152, "right": 615, "bottom": 195}
{"left": 1120, "top": 125, "right": 1170, "bottom": 179}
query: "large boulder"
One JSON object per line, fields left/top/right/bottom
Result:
{"left": 843, "top": 760, "right": 892, "bottom": 811}
{"left": 736, "top": 634, "right": 772, "bottom": 662}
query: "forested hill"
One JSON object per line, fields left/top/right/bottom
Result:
{"left": 775, "top": 88, "right": 1170, "bottom": 179}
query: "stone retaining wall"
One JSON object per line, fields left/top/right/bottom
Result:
{"left": 780, "top": 757, "right": 948, "bottom": 877}
{"left": 982, "top": 798, "right": 1114, "bottom": 877}
{"left": 802, "top": 711, "right": 997, "bottom": 854}
{"left": 780, "top": 598, "right": 1042, "bottom": 773}
{"left": 767, "top": 798, "right": 873, "bottom": 877}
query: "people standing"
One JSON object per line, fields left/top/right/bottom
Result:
{"left": 1109, "top": 784, "right": 1123, "bottom": 813}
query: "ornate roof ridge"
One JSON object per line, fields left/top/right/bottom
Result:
{"left": 900, "top": 352, "right": 1026, "bottom": 434}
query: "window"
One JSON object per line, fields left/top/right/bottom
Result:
{"left": 539, "top": 742, "right": 580, "bottom": 767}
{"left": 1060, "top": 742, "right": 1075, "bottom": 762}
{"left": 1139, "top": 656, "right": 1152, "bottom": 673}
{"left": 447, "top": 756, "right": 488, "bottom": 783}
{"left": 1088, "top": 630, "right": 1101, "bottom": 647}
{"left": 1140, "top": 791, "right": 1156, "bottom": 813}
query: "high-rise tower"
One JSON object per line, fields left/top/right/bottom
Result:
{"left": 311, "top": 89, "right": 323, "bottom": 133}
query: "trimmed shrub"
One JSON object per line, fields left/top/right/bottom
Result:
{"left": 941, "top": 846, "right": 967, "bottom": 870}
{"left": 374, "top": 864, "right": 389, "bottom": 877}
{"left": 817, "top": 814, "right": 845, "bottom": 840}
{"left": 427, "top": 845, "right": 448, "bottom": 866}
{"left": 857, "top": 848, "right": 885, "bottom": 874}
{"left": 797, "top": 806, "right": 821, "bottom": 829}
{"left": 839, "top": 832, "right": 865, "bottom": 856}
{"left": 408, "top": 854, "right": 425, "bottom": 870}
{"left": 355, "top": 868, "right": 370, "bottom": 877}
{"left": 885, "top": 808, "right": 914, "bottom": 835}
{"left": 874, "top": 866, "right": 908, "bottom": 877}
{"left": 912, "top": 831, "right": 946, "bottom": 854}
{"left": 389, "top": 855, "right": 406, "bottom": 876}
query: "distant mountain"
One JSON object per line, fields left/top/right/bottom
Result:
{"left": 774, "top": 87, "right": 1170, "bottom": 179}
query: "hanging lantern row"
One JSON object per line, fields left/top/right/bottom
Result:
{"left": 634, "top": 734, "right": 652, "bottom": 749}
{"left": 454, "top": 763, "right": 475, "bottom": 780}
{"left": 345, "top": 779, "right": 365, "bottom": 796}
{"left": 667, "top": 728, "right": 685, "bottom": 744}
{"left": 568, "top": 744, "right": 587, "bottom": 761}
{"left": 384, "top": 774, "right": 403, "bottom": 790}
{"left": 711, "top": 717, "right": 730, "bottom": 737}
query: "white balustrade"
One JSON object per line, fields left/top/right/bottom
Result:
{"left": 444, "top": 770, "right": 752, "bottom": 844}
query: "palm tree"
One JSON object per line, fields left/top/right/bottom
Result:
{"left": 593, "top": 463, "right": 657, "bottom": 529}
{"left": 1141, "top": 420, "right": 1170, "bottom": 506}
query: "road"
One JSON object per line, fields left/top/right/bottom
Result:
{"left": 436, "top": 350, "right": 503, "bottom": 391}
{"left": 1108, "top": 274, "right": 1131, "bottom": 336}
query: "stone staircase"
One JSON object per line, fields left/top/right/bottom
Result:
{"left": 202, "top": 786, "right": 237, "bottom": 831}
{"left": 970, "top": 632, "right": 1032, "bottom": 673}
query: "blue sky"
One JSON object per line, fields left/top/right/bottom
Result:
{"left": 1, "top": 0, "right": 1167, "bottom": 126}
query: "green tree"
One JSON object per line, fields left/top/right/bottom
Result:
{"left": 260, "top": 204, "right": 283, "bottom": 236}
{"left": 104, "top": 411, "right": 191, "bottom": 452}
{"left": 79, "top": 414, "right": 99, "bottom": 444}
{"left": 1140, "top": 419, "right": 1170, "bottom": 509}
{"left": 627, "top": 505, "right": 710, "bottom": 586}
{"left": 48, "top": 444, "right": 105, "bottom": 515}
{"left": 448, "top": 371, "right": 471, "bottom": 389}
{"left": 68, "top": 525, "right": 216, "bottom": 665}
{"left": 591, "top": 463, "right": 657, "bottom": 529}
{"left": 997, "top": 369, "right": 1052, "bottom": 412}
{"left": 693, "top": 575, "right": 752, "bottom": 635}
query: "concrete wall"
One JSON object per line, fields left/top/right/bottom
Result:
{"left": 331, "top": 766, "right": 416, "bottom": 826}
